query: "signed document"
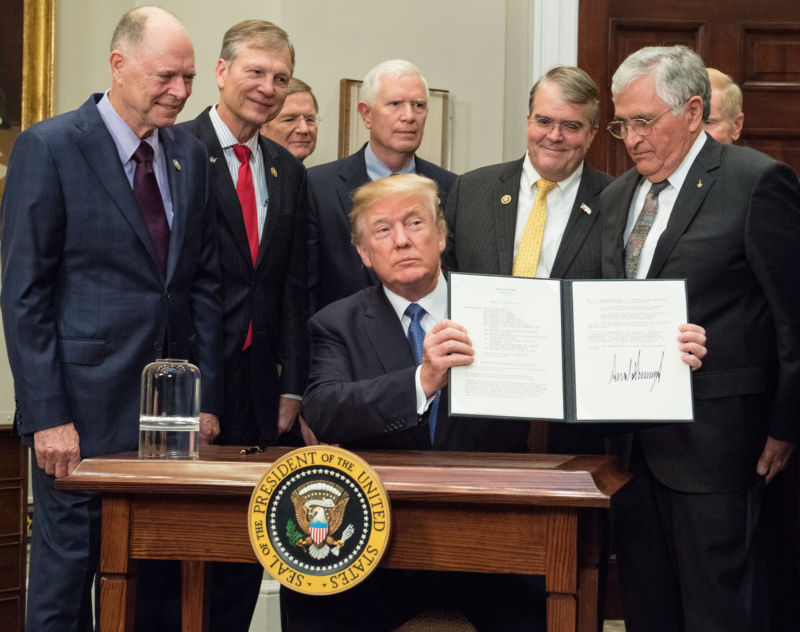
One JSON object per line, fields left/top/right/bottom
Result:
{"left": 448, "top": 273, "right": 693, "bottom": 423}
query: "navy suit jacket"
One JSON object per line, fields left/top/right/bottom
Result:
{"left": 443, "top": 158, "right": 613, "bottom": 278}
{"left": 303, "top": 283, "right": 530, "bottom": 452}
{"left": 599, "top": 137, "right": 800, "bottom": 492}
{"left": 306, "top": 144, "right": 456, "bottom": 313}
{"left": 0, "top": 94, "right": 223, "bottom": 458}
{"left": 179, "top": 109, "right": 308, "bottom": 442}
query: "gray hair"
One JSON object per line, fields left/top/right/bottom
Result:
{"left": 707, "top": 68, "right": 743, "bottom": 122}
{"left": 612, "top": 45, "right": 710, "bottom": 121}
{"left": 360, "top": 59, "right": 429, "bottom": 106}
{"left": 529, "top": 66, "right": 600, "bottom": 127}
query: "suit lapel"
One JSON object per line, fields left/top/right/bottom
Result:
{"left": 335, "top": 147, "right": 369, "bottom": 219}
{"left": 550, "top": 164, "right": 602, "bottom": 278}
{"left": 74, "top": 98, "right": 163, "bottom": 276}
{"left": 648, "top": 142, "right": 718, "bottom": 278}
{"left": 494, "top": 159, "right": 525, "bottom": 274}
{"left": 257, "top": 136, "right": 281, "bottom": 268}
{"left": 195, "top": 111, "right": 253, "bottom": 266}
{"left": 160, "top": 128, "right": 187, "bottom": 283}
{"left": 603, "top": 170, "right": 640, "bottom": 277}
{"left": 362, "top": 287, "right": 415, "bottom": 374}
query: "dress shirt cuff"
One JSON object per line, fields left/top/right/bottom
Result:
{"left": 281, "top": 393, "right": 303, "bottom": 402}
{"left": 414, "top": 365, "right": 435, "bottom": 415}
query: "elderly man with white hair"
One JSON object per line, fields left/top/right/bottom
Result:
{"left": 306, "top": 59, "right": 456, "bottom": 314}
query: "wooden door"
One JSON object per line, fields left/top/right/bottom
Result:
{"left": 578, "top": 0, "right": 800, "bottom": 177}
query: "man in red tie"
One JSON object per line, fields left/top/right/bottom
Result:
{"left": 180, "top": 19, "right": 311, "bottom": 631}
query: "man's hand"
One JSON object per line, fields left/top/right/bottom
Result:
{"left": 419, "top": 319, "right": 474, "bottom": 397}
{"left": 677, "top": 323, "right": 707, "bottom": 371}
{"left": 277, "top": 396, "right": 302, "bottom": 435}
{"left": 198, "top": 412, "right": 220, "bottom": 445}
{"left": 757, "top": 436, "right": 796, "bottom": 484}
{"left": 33, "top": 422, "right": 81, "bottom": 479}
{"left": 297, "top": 414, "right": 320, "bottom": 445}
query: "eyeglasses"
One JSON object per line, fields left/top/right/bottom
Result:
{"left": 530, "top": 115, "right": 586, "bottom": 136}
{"left": 606, "top": 109, "right": 672, "bottom": 139}
{"left": 276, "top": 114, "right": 320, "bottom": 127}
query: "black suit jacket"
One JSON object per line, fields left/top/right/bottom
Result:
{"left": 599, "top": 137, "right": 800, "bottom": 493}
{"left": 179, "top": 109, "right": 308, "bottom": 442}
{"left": 303, "top": 284, "right": 530, "bottom": 452}
{"left": 306, "top": 144, "right": 456, "bottom": 313}
{"left": 443, "top": 157, "right": 613, "bottom": 278}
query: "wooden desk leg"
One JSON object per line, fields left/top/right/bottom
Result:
{"left": 99, "top": 496, "right": 137, "bottom": 632}
{"left": 577, "top": 511, "right": 604, "bottom": 632}
{"left": 546, "top": 509, "right": 578, "bottom": 632}
{"left": 181, "top": 560, "right": 209, "bottom": 632}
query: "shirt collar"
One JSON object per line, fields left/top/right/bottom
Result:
{"left": 383, "top": 271, "right": 448, "bottom": 323}
{"left": 365, "top": 142, "right": 417, "bottom": 181}
{"left": 521, "top": 152, "right": 584, "bottom": 191}
{"left": 208, "top": 105, "right": 259, "bottom": 153}
{"left": 96, "top": 91, "right": 161, "bottom": 164}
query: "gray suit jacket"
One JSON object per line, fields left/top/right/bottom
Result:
{"left": 443, "top": 157, "right": 612, "bottom": 278}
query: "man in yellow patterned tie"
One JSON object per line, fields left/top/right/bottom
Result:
{"left": 443, "top": 66, "right": 613, "bottom": 453}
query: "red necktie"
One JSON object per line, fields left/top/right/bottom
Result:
{"left": 233, "top": 144, "right": 259, "bottom": 349}
{"left": 132, "top": 141, "right": 170, "bottom": 273}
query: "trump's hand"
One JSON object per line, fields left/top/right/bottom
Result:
{"left": 677, "top": 323, "right": 707, "bottom": 371}
{"left": 419, "top": 319, "right": 474, "bottom": 397}
{"left": 33, "top": 422, "right": 81, "bottom": 479}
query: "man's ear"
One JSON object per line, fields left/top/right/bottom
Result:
{"left": 356, "top": 242, "right": 372, "bottom": 269}
{"left": 357, "top": 102, "right": 372, "bottom": 130}
{"left": 686, "top": 95, "right": 705, "bottom": 131}
{"left": 732, "top": 112, "right": 744, "bottom": 142}
{"left": 215, "top": 58, "right": 228, "bottom": 91}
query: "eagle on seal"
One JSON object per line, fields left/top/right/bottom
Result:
{"left": 291, "top": 481, "right": 350, "bottom": 559}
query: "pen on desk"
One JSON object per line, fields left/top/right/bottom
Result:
{"left": 240, "top": 446, "right": 263, "bottom": 455}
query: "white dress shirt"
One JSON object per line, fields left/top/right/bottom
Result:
{"left": 514, "top": 154, "right": 584, "bottom": 278}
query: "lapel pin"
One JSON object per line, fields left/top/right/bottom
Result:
{"left": 210, "top": 156, "right": 218, "bottom": 164}
{"left": 270, "top": 167, "right": 278, "bottom": 178}
{"left": 172, "top": 159, "right": 181, "bottom": 171}
{"left": 697, "top": 180, "right": 703, "bottom": 188}
{"left": 500, "top": 194, "right": 511, "bottom": 205}
{"left": 581, "top": 203, "right": 592, "bottom": 215}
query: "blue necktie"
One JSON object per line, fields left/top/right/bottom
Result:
{"left": 405, "top": 303, "right": 439, "bottom": 443}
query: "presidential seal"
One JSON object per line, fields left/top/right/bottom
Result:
{"left": 248, "top": 445, "right": 391, "bottom": 595}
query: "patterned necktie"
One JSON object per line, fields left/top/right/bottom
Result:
{"left": 624, "top": 180, "right": 669, "bottom": 279}
{"left": 132, "top": 141, "right": 170, "bottom": 273}
{"left": 233, "top": 144, "right": 259, "bottom": 349}
{"left": 405, "top": 303, "right": 439, "bottom": 443}
{"left": 513, "top": 178, "right": 558, "bottom": 277}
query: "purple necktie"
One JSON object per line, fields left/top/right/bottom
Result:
{"left": 132, "top": 141, "right": 170, "bottom": 273}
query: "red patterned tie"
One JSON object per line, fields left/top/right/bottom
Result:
{"left": 132, "top": 141, "right": 170, "bottom": 273}
{"left": 233, "top": 144, "right": 259, "bottom": 349}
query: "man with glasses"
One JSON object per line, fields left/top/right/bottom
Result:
{"left": 307, "top": 59, "right": 455, "bottom": 314}
{"left": 261, "top": 77, "right": 319, "bottom": 162}
{"left": 600, "top": 45, "right": 800, "bottom": 632}
{"left": 443, "top": 65, "right": 613, "bottom": 453}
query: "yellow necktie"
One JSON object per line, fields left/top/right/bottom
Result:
{"left": 513, "top": 178, "right": 558, "bottom": 277}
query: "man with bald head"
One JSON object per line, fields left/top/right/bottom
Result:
{"left": 705, "top": 67, "right": 744, "bottom": 144}
{"left": 1, "top": 7, "right": 222, "bottom": 630}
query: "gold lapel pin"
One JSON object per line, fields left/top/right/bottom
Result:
{"left": 500, "top": 194, "right": 511, "bottom": 205}
{"left": 270, "top": 167, "right": 278, "bottom": 178}
{"left": 210, "top": 156, "right": 218, "bottom": 164}
{"left": 172, "top": 159, "right": 181, "bottom": 171}
{"left": 580, "top": 203, "right": 592, "bottom": 215}
{"left": 697, "top": 180, "right": 703, "bottom": 188}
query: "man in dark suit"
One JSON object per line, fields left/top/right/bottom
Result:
{"left": 0, "top": 7, "right": 222, "bottom": 631}
{"left": 599, "top": 45, "right": 800, "bottom": 632}
{"left": 179, "top": 19, "right": 309, "bottom": 632}
{"left": 307, "top": 59, "right": 456, "bottom": 313}
{"left": 286, "top": 173, "right": 537, "bottom": 631}
{"left": 443, "top": 66, "right": 613, "bottom": 454}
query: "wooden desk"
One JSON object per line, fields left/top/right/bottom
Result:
{"left": 58, "top": 446, "right": 629, "bottom": 632}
